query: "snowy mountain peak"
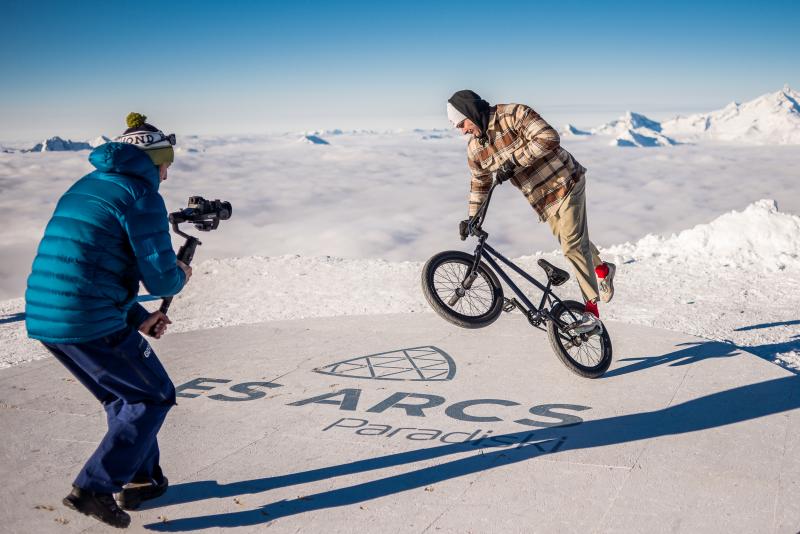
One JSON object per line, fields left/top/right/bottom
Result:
{"left": 561, "top": 124, "right": 591, "bottom": 136}
{"left": 27, "top": 136, "right": 92, "bottom": 152}
{"left": 590, "top": 111, "right": 676, "bottom": 147}
{"left": 592, "top": 111, "right": 662, "bottom": 134}
{"left": 662, "top": 86, "right": 800, "bottom": 144}
{"left": 623, "top": 111, "right": 662, "bottom": 132}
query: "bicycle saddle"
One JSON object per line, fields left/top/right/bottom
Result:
{"left": 537, "top": 259, "right": 570, "bottom": 286}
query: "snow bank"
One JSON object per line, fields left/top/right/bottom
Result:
{"left": 607, "top": 199, "right": 800, "bottom": 270}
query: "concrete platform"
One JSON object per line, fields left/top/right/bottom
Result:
{"left": 1, "top": 313, "right": 798, "bottom": 533}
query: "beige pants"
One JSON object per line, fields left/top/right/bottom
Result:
{"left": 545, "top": 177, "right": 602, "bottom": 302}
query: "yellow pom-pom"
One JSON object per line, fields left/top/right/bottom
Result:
{"left": 126, "top": 112, "right": 147, "bottom": 129}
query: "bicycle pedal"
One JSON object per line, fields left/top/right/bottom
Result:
{"left": 502, "top": 298, "right": 516, "bottom": 313}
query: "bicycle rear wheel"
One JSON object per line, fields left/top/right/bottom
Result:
{"left": 547, "top": 300, "right": 612, "bottom": 378}
{"left": 421, "top": 250, "right": 503, "bottom": 329}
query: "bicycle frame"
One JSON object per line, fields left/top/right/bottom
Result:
{"left": 464, "top": 178, "right": 579, "bottom": 331}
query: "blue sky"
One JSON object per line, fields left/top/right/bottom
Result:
{"left": 1, "top": 0, "right": 798, "bottom": 140}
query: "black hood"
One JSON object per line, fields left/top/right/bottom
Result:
{"left": 448, "top": 90, "right": 492, "bottom": 138}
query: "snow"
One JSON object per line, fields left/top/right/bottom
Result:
{"left": 589, "top": 111, "right": 677, "bottom": 147}
{"left": 561, "top": 124, "right": 591, "bottom": 137}
{"left": 592, "top": 111, "right": 665, "bottom": 135}
{"left": 607, "top": 199, "right": 800, "bottom": 271}
{"left": 572, "top": 86, "right": 800, "bottom": 146}
{"left": 609, "top": 128, "right": 677, "bottom": 148}
{"left": 90, "top": 135, "right": 111, "bottom": 147}
{"left": 661, "top": 85, "right": 800, "bottom": 144}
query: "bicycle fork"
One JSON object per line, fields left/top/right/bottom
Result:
{"left": 448, "top": 241, "right": 486, "bottom": 307}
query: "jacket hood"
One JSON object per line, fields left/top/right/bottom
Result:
{"left": 88, "top": 142, "right": 160, "bottom": 189}
{"left": 448, "top": 90, "right": 492, "bottom": 139}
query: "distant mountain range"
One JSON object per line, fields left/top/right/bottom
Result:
{"left": 17, "top": 135, "right": 111, "bottom": 153}
{"left": 25, "top": 136, "right": 92, "bottom": 152}
{"left": 5, "top": 87, "right": 798, "bottom": 153}
{"left": 562, "top": 85, "right": 800, "bottom": 147}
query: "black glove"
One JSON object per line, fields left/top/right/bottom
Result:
{"left": 495, "top": 160, "right": 516, "bottom": 183}
{"left": 459, "top": 219, "right": 471, "bottom": 241}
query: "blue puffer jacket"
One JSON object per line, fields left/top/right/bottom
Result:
{"left": 25, "top": 142, "right": 186, "bottom": 343}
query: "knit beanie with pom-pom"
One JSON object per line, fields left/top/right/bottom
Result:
{"left": 113, "top": 112, "right": 175, "bottom": 166}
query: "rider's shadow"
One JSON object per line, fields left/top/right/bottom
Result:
{"left": 603, "top": 341, "right": 741, "bottom": 378}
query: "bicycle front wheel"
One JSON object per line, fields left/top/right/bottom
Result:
{"left": 421, "top": 250, "right": 503, "bottom": 329}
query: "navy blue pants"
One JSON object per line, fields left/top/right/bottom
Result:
{"left": 43, "top": 327, "right": 176, "bottom": 494}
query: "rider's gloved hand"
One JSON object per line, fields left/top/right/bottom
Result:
{"left": 496, "top": 161, "right": 516, "bottom": 183}
{"left": 459, "top": 219, "right": 471, "bottom": 241}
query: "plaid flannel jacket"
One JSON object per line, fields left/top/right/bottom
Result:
{"left": 466, "top": 103, "right": 586, "bottom": 221}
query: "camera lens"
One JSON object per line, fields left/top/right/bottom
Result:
{"left": 217, "top": 201, "right": 232, "bottom": 220}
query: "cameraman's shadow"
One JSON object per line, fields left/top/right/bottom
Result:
{"left": 144, "top": 373, "right": 800, "bottom": 531}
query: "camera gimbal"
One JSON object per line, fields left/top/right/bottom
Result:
{"left": 150, "top": 196, "right": 232, "bottom": 335}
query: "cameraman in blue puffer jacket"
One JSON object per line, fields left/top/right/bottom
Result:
{"left": 25, "top": 112, "right": 191, "bottom": 529}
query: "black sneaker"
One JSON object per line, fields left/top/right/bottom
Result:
{"left": 63, "top": 485, "right": 131, "bottom": 529}
{"left": 116, "top": 475, "right": 169, "bottom": 511}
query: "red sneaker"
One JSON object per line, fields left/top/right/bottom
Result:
{"left": 595, "top": 262, "right": 616, "bottom": 303}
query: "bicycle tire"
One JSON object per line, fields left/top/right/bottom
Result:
{"left": 547, "top": 300, "right": 612, "bottom": 378}
{"left": 421, "top": 250, "right": 504, "bottom": 329}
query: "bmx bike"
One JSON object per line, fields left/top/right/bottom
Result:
{"left": 421, "top": 173, "right": 612, "bottom": 378}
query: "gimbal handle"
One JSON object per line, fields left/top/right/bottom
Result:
{"left": 147, "top": 235, "right": 201, "bottom": 336}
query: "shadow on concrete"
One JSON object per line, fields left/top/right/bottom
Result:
{"left": 144, "top": 365, "right": 800, "bottom": 530}
{"left": 734, "top": 320, "right": 800, "bottom": 332}
{"left": 0, "top": 313, "right": 24, "bottom": 325}
{"left": 742, "top": 339, "right": 800, "bottom": 374}
{"left": 603, "top": 341, "right": 741, "bottom": 378}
